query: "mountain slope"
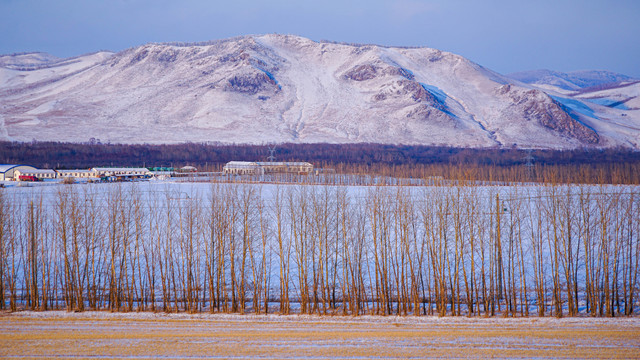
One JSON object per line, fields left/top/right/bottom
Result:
{"left": 507, "top": 69, "right": 637, "bottom": 91}
{"left": 0, "top": 35, "right": 638, "bottom": 148}
{"left": 0, "top": 52, "right": 63, "bottom": 70}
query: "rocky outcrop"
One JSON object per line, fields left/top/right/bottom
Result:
{"left": 156, "top": 49, "right": 179, "bottom": 63}
{"left": 225, "top": 72, "right": 278, "bottom": 95}
{"left": 498, "top": 85, "right": 599, "bottom": 144}
{"left": 386, "top": 67, "right": 414, "bottom": 80}
{"left": 343, "top": 64, "right": 415, "bottom": 82}
{"left": 375, "top": 80, "right": 446, "bottom": 110}
{"left": 540, "top": 100, "right": 600, "bottom": 144}
{"left": 343, "top": 64, "right": 379, "bottom": 81}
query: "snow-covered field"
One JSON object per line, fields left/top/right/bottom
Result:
{"left": 1, "top": 311, "right": 639, "bottom": 359}
{"left": 2, "top": 180, "right": 640, "bottom": 358}
{"left": 2, "top": 180, "right": 639, "bottom": 321}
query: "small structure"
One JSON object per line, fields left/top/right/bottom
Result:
{"left": 149, "top": 167, "right": 174, "bottom": 172}
{"left": 314, "top": 168, "right": 336, "bottom": 176}
{"left": 0, "top": 164, "right": 38, "bottom": 181}
{"left": 151, "top": 172, "right": 172, "bottom": 180}
{"left": 14, "top": 169, "right": 57, "bottom": 181}
{"left": 179, "top": 165, "right": 197, "bottom": 173}
{"left": 223, "top": 161, "right": 314, "bottom": 175}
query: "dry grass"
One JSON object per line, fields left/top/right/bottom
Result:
{"left": 1, "top": 315, "right": 639, "bottom": 359}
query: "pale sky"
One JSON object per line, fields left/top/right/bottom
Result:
{"left": 1, "top": 0, "right": 639, "bottom": 77}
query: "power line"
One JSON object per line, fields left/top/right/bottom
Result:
{"left": 267, "top": 145, "right": 277, "bottom": 162}
{"left": 523, "top": 149, "right": 535, "bottom": 181}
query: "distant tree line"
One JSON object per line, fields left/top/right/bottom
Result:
{"left": 2, "top": 141, "right": 640, "bottom": 184}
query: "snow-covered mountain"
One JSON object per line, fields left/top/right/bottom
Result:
{"left": 507, "top": 69, "right": 637, "bottom": 92}
{"left": 0, "top": 52, "right": 61, "bottom": 69}
{"left": 1, "top": 34, "right": 639, "bottom": 148}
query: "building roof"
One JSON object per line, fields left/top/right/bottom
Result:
{"left": 0, "top": 164, "right": 37, "bottom": 173}
{"left": 17, "top": 169, "right": 56, "bottom": 174}
{"left": 255, "top": 162, "right": 313, "bottom": 166}
{"left": 224, "top": 161, "right": 312, "bottom": 167}
{"left": 92, "top": 167, "right": 150, "bottom": 172}
{"left": 224, "top": 161, "right": 259, "bottom": 169}
{"left": 224, "top": 161, "right": 258, "bottom": 166}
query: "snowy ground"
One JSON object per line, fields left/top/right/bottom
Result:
{"left": 1, "top": 311, "right": 639, "bottom": 359}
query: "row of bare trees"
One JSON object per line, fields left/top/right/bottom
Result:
{"left": 0, "top": 182, "right": 638, "bottom": 317}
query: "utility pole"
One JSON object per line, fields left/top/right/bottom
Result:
{"left": 523, "top": 149, "right": 535, "bottom": 182}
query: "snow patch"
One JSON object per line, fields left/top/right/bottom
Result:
{"left": 583, "top": 97, "right": 630, "bottom": 110}
{"left": 551, "top": 95, "right": 597, "bottom": 119}
{"left": 0, "top": 114, "right": 11, "bottom": 140}
{"left": 26, "top": 100, "right": 58, "bottom": 115}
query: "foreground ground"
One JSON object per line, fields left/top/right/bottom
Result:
{"left": 1, "top": 312, "right": 639, "bottom": 359}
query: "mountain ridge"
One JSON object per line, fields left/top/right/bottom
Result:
{"left": 507, "top": 69, "right": 637, "bottom": 91}
{"left": 1, "top": 34, "right": 638, "bottom": 149}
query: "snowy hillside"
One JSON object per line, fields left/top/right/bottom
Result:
{"left": 1, "top": 35, "right": 639, "bottom": 148}
{"left": 507, "top": 69, "right": 637, "bottom": 92}
{"left": 0, "top": 52, "right": 60, "bottom": 69}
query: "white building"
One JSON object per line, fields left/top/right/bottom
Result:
{"left": 223, "top": 161, "right": 314, "bottom": 175}
{"left": 0, "top": 164, "right": 38, "bottom": 181}
{"left": 179, "top": 165, "right": 197, "bottom": 173}
{"left": 14, "top": 169, "right": 57, "bottom": 180}
{"left": 56, "top": 169, "right": 96, "bottom": 179}
{"left": 92, "top": 167, "right": 152, "bottom": 177}
{"left": 223, "top": 161, "right": 262, "bottom": 175}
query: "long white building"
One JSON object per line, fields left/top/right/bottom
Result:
{"left": 14, "top": 169, "right": 57, "bottom": 180}
{"left": 223, "top": 161, "right": 313, "bottom": 175}
{"left": 91, "top": 167, "right": 152, "bottom": 177}
{"left": 2, "top": 165, "right": 153, "bottom": 181}
{"left": 56, "top": 169, "right": 96, "bottom": 179}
